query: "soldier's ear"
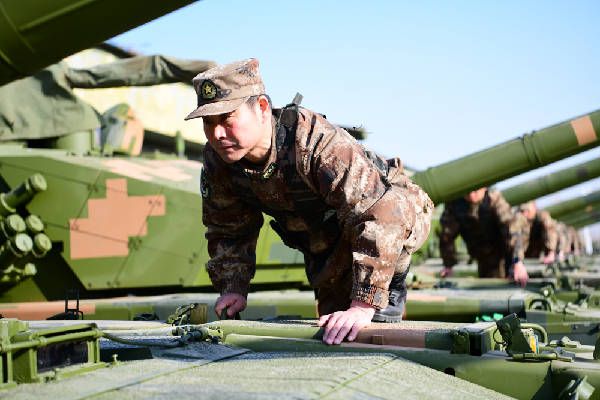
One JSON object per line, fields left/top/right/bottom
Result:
{"left": 258, "top": 96, "right": 270, "bottom": 121}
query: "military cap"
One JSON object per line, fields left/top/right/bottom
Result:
{"left": 185, "top": 58, "right": 265, "bottom": 120}
{"left": 518, "top": 201, "right": 536, "bottom": 212}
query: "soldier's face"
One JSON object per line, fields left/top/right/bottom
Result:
{"left": 522, "top": 205, "right": 536, "bottom": 221}
{"left": 464, "top": 187, "right": 486, "bottom": 204}
{"left": 202, "top": 101, "right": 266, "bottom": 163}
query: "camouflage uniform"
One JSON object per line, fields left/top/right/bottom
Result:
{"left": 524, "top": 210, "right": 558, "bottom": 258}
{"left": 439, "top": 189, "right": 527, "bottom": 278}
{"left": 201, "top": 107, "right": 433, "bottom": 314}
{"left": 556, "top": 221, "right": 571, "bottom": 255}
{"left": 567, "top": 225, "right": 583, "bottom": 256}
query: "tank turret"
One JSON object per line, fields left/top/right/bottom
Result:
{"left": 0, "top": 0, "right": 196, "bottom": 85}
{"left": 501, "top": 158, "right": 600, "bottom": 206}
{"left": 412, "top": 109, "right": 600, "bottom": 204}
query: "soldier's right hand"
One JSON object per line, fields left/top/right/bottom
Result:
{"left": 215, "top": 293, "right": 247, "bottom": 319}
{"left": 439, "top": 267, "right": 453, "bottom": 278}
{"left": 540, "top": 252, "right": 555, "bottom": 265}
{"left": 512, "top": 261, "right": 529, "bottom": 287}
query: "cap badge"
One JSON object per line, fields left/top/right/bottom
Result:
{"left": 200, "top": 80, "right": 217, "bottom": 100}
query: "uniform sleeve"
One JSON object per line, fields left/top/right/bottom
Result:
{"left": 489, "top": 190, "right": 526, "bottom": 261}
{"left": 539, "top": 211, "right": 558, "bottom": 253}
{"left": 439, "top": 204, "right": 460, "bottom": 268}
{"left": 556, "top": 222, "right": 570, "bottom": 253}
{"left": 65, "top": 55, "right": 216, "bottom": 88}
{"left": 201, "top": 147, "right": 264, "bottom": 297}
{"left": 295, "top": 111, "right": 432, "bottom": 308}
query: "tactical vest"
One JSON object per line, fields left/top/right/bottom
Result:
{"left": 452, "top": 191, "right": 499, "bottom": 255}
{"left": 224, "top": 104, "right": 393, "bottom": 256}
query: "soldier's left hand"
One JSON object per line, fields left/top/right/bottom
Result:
{"left": 317, "top": 300, "right": 375, "bottom": 345}
{"left": 512, "top": 261, "right": 529, "bottom": 287}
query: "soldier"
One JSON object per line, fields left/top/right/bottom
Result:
{"left": 556, "top": 221, "right": 570, "bottom": 262}
{"left": 439, "top": 187, "right": 529, "bottom": 286}
{"left": 519, "top": 201, "right": 559, "bottom": 264}
{"left": 185, "top": 59, "right": 433, "bottom": 345}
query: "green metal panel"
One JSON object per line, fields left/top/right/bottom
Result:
{"left": 502, "top": 158, "right": 600, "bottom": 206}
{"left": 412, "top": 109, "right": 600, "bottom": 204}
{"left": 0, "top": 0, "right": 196, "bottom": 85}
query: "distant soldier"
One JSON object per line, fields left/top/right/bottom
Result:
{"left": 556, "top": 221, "right": 570, "bottom": 262}
{"left": 439, "top": 187, "right": 529, "bottom": 285}
{"left": 0, "top": 54, "right": 215, "bottom": 152}
{"left": 185, "top": 59, "right": 433, "bottom": 345}
{"left": 566, "top": 225, "right": 583, "bottom": 259}
{"left": 519, "top": 201, "right": 559, "bottom": 264}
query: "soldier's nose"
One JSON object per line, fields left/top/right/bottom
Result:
{"left": 213, "top": 125, "right": 227, "bottom": 140}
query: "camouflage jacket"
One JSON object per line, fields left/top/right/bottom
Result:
{"left": 439, "top": 189, "right": 527, "bottom": 268}
{"left": 556, "top": 221, "right": 571, "bottom": 254}
{"left": 0, "top": 55, "right": 215, "bottom": 141}
{"left": 524, "top": 210, "right": 558, "bottom": 257}
{"left": 202, "top": 107, "right": 432, "bottom": 309}
{"left": 567, "top": 226, "right": 581, "bottom": 253}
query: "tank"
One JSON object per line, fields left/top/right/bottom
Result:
{"left": 411, "top": 109, "right": 600, "bottom": 205}
{"left": 1, "top": 4, "right": 600, "bottom": 395}
{"left": 501, "top": 158, "right": 600, "bottom": 206}
{"left": 0, "top": 0, "right": 196, "bottom": 85}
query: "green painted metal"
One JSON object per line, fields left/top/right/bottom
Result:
{"left": 0, "top": 0, "right": 196, "bottom": 85}
{"left": 545, "top": 190, "right": 600, "bottom": 219}
{"left": 412, "top": 109, "right": 600, "bottom": 204}
{"left": 573, "top": 217, "right": 600, "bottom": 229}
{"left": 0, "top": 319, "right": 104, "bottom": 385}
{"left": 559, "top": 204, "right": 600, "bottom": 226}
{"left": 2, "top": 319, "right": 518, "bottom": 399}
{"left": 502, "top": 158, "right": 600, "bottom": 206}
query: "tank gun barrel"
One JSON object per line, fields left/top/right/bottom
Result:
{"left": 0, "top": 0, "right": 196, "bottom": 85}
{"left": 544, "top": 190, "right": 600, "bottom": 219}
{"left": 572, "top": 215, "right": 600, "bottom": 229}
{"left": 501, "top": 158, "right": 600, "bottom": 206}
{"left": 412, "top": 110, "right": 600, "bottom": 204}
{"left": 558, "top": 204, "right": 600, "bottom": 226}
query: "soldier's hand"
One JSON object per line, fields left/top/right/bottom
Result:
{"left": 512, "top": 261, "right": 529, "bottom": 287}
{"left": 317, "top": 300, "right": 375, "bottom": 345}
{"left": 215, "top": 293, "right": 247, "bottom": 319}
{"left": 440, "top": 267, "right": 453, "bottom": 278}
{"left": 540, "top": 252, "right": 555, "bottom": 265}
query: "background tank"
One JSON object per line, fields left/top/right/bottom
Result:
{"left": 0, "top": 0, "right": 196, "bottom": 85}
{"left": 411, "top": 109, "right": 600, "bottom": 205}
